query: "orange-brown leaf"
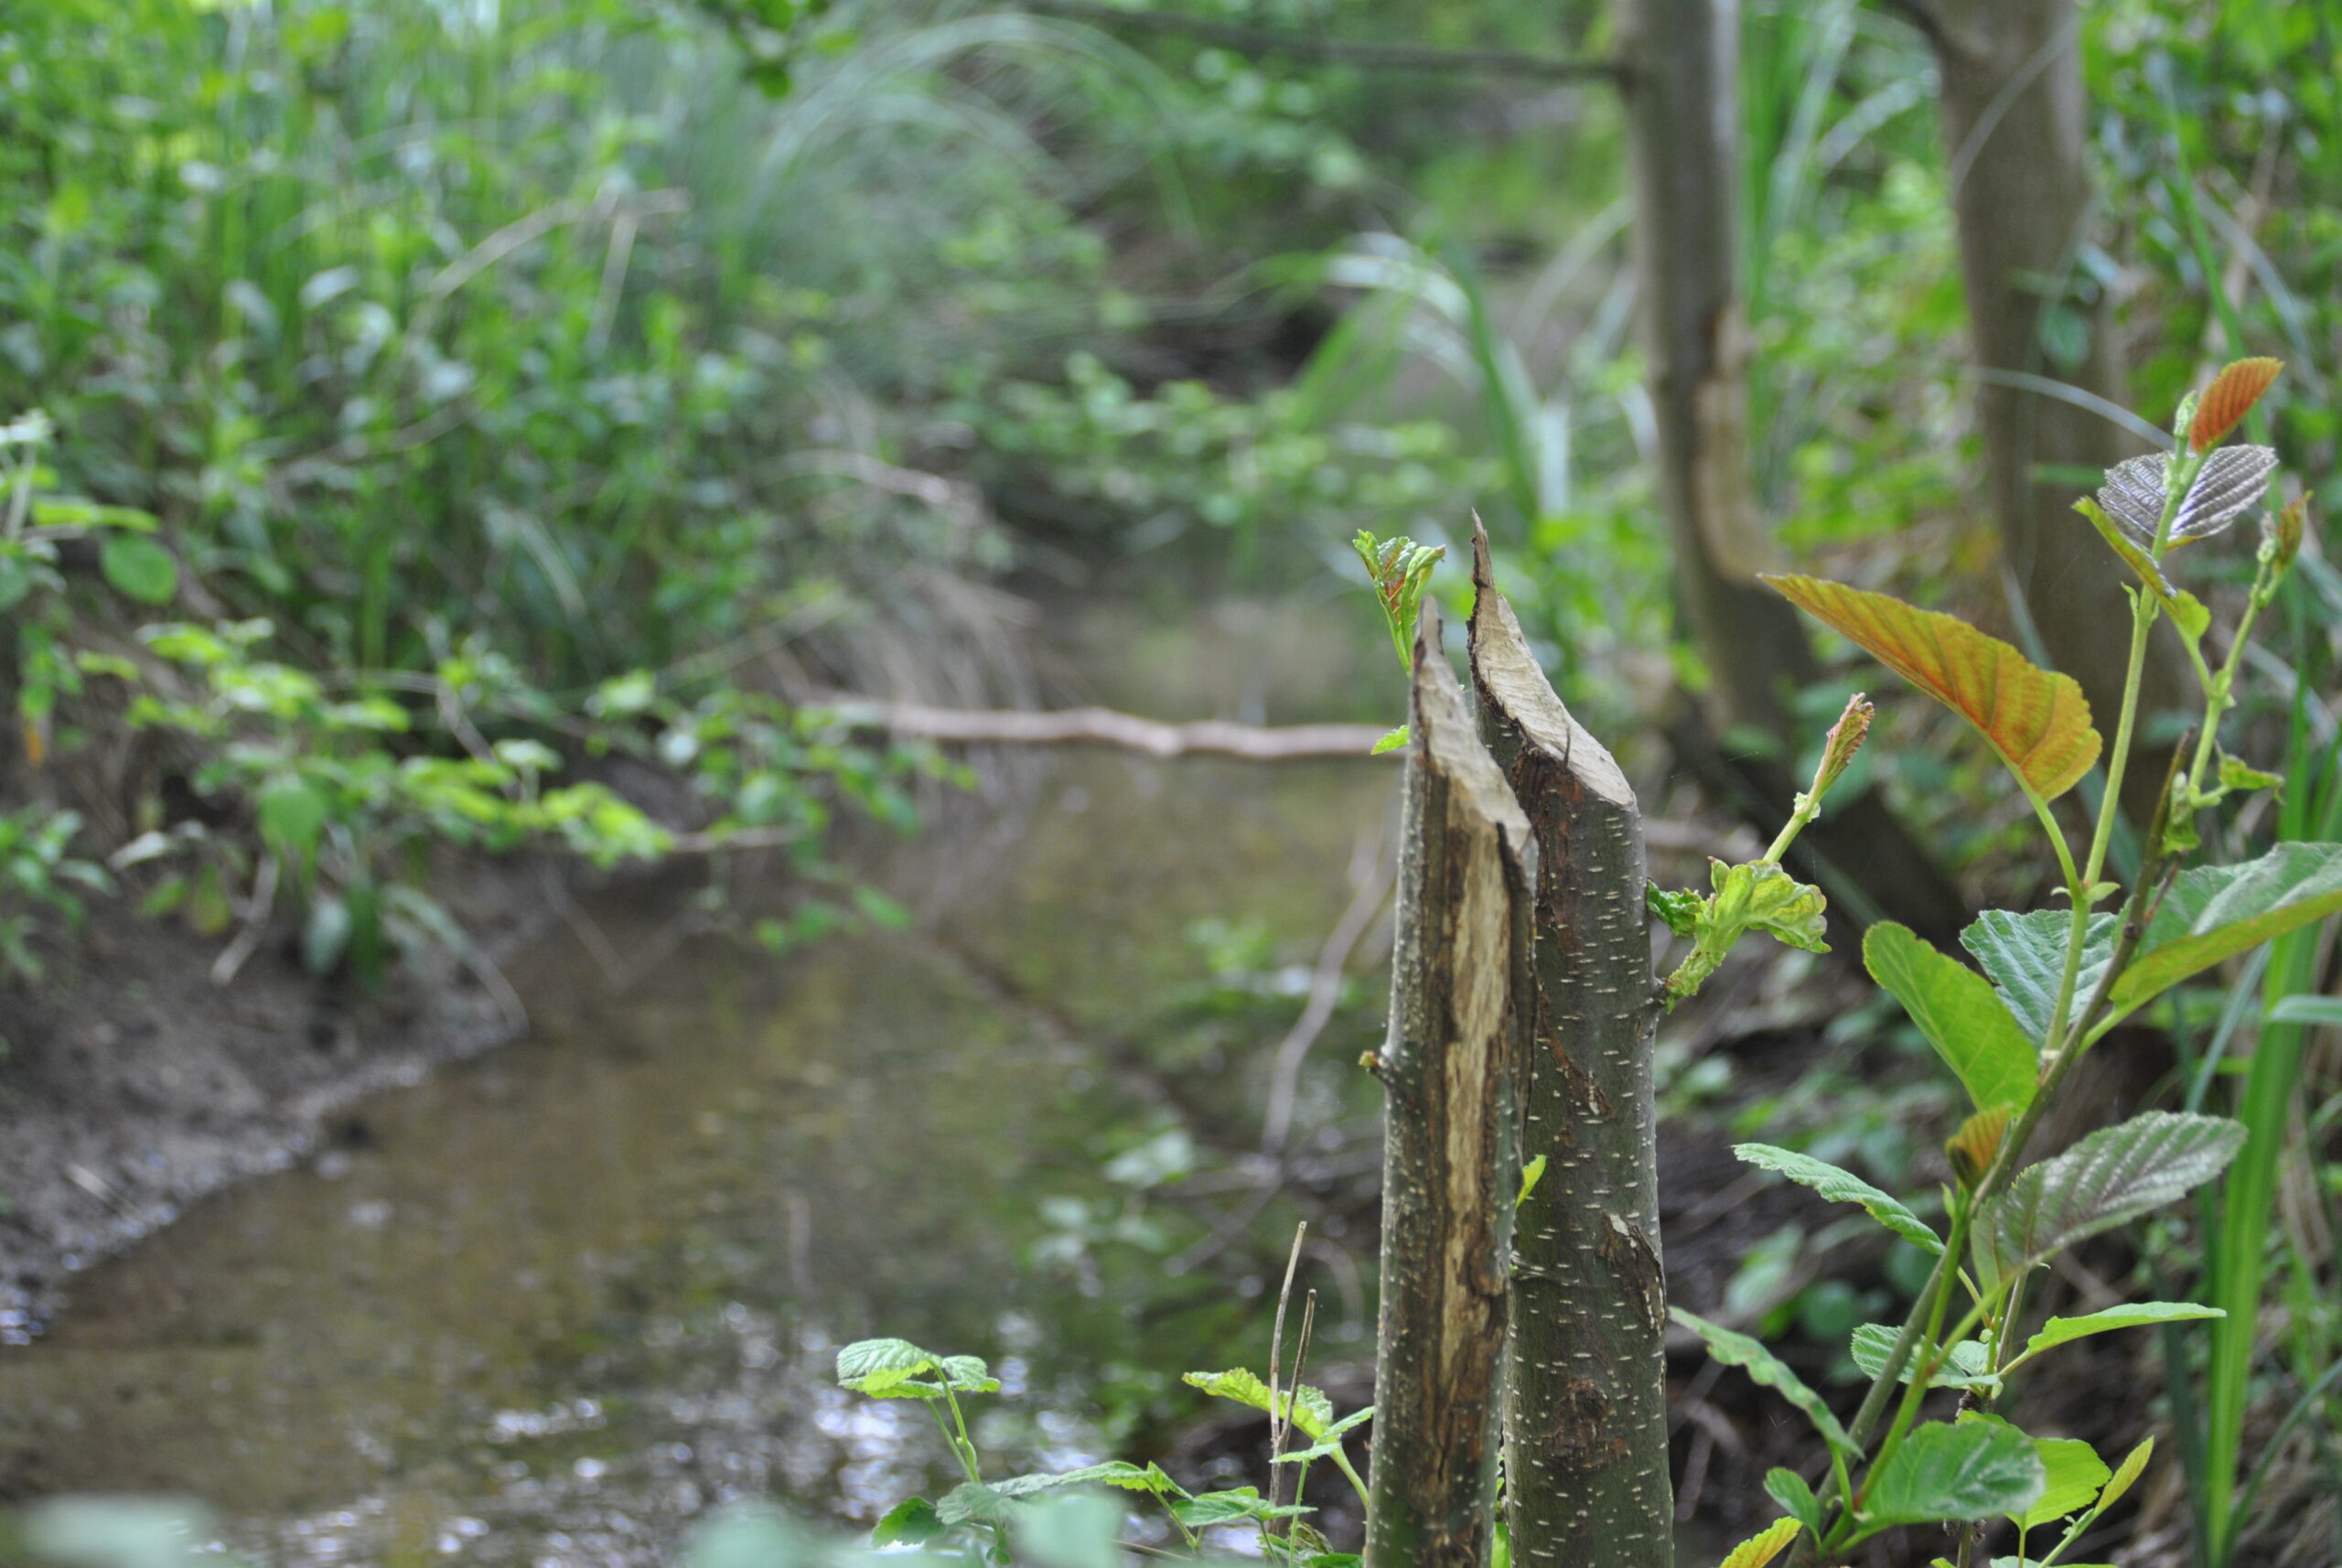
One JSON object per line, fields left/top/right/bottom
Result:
{"left": 1762, "top": 575, "right": 2102, "bottom": 800}
{"left": 2189, "top": 357, "right": 2283, "bottom": 451}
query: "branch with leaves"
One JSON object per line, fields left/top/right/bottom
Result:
{"left": 1680, "top": 359, "right": 2316, "bottom": 1568}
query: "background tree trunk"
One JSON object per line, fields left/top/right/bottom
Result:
{"left": 1468, "top": 532, "right": 1673, "bottom": 1568}
{"left": 1362, "top": 601, "right": 1532, "bottom": 1568}
{"left": 1908, "top": 0, "right": 2189, "bottom": 804}
{"left": 1620, "top": 0, "right": 1971, "bottom": 950}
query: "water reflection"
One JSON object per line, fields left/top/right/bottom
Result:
{"left": 0, "top": 751, "right": 1393, "bottom": 1565}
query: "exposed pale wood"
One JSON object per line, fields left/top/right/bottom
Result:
{"left": 1363, "top": 601, "right": 1531, "bottom": 1568}
{"left": 1467, "top": 531, "right": 1672, "bottom": 1568}
{"left": 811, "top": 695, "right": 1391, "bottom": 759}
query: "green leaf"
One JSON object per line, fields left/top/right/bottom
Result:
{"left": 2269, "top": 994, "right": 2342, "bottom": 1027}
{"left": 1370, "top": 725, "right": 1410, "bottom": 755}
{"left": 1273, "top": 1406, "right": 1372, "bottom": 1464}
{"left": 1961, "top": 909, "right": 2117, "bottom": 1043}
{"left": 1855, "top": 1420, "right": 2044, "bottom": 1532}
{"left": 2010, "top": 1303, "right": 2223, "bottom": 1369}
{"left": 257, "top": 777, "right": 328, "bottom": 858}
{"left": 994, "top": 1462, "right": 1186, "bottom": 1499}
{"left": 1171, "top": 1488, "right": 1308, "bottom": 1527}
{"left": 1762, "top": 575, "right": 2101, "bottom": 800}
{"left": 1671, "top": 1307, "right": 1853, "bottom": 1455}
{"left": 1848, "top": 1324, "right": 1999, "bottom": 1393}
{"left": 1516, "top": 1155, "right": 1547, "bottom": 1209}
{"left": 835, "top": 1337, "right": 997, "bottom": 1399}
{"left": 1763, "top": 1469, "right": 1822, "bottom": 1541}
{"left": 2111, "top": 844, "right": 2342, "bottom": 1017}
{"left": 1722, "top": 859, "right": 1831, "bottom": 953}
{"left": 938, "top": 1482, "right": 1030, "bottom": 1527}
{"left": 2013, "top": 1432, "right": 2111, "bottom": 1530}
{"left": 1734, "top": 1143, "right": 1942, "bottom": 1254}
{"left": 2075, "top": 499, "right": 2210, "bottom": 640}
{"left": 2217, "top": 754, "right": 2282, "bottom": 795}
{"left": 100, "top": 534, "right": 179, "bottom": 605}
{"left": 1714, "top": 1519, "right": 1800, "bottom": 1568}
{"left": 1864, "top": 923, "right": 2039, "bottom": 1111}
{"left": 1648, "top": 882, "right": 1703, "bottom": 937}
{"left": 872, "top": 1498, "right": 943, "bottom": 1546}
{"left": 2097, "top": 1436, "right": 2153, "bottom": 1512}
{"left": 1182, "top": 1369, "right": 1333, "bottom": 1439}
{"left": 1988, "top": 1112, "right": 2246, "bottom": 1273}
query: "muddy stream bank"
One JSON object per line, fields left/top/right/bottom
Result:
{"left": 1, "top": 741, "right": 1402, "bottom": 1565}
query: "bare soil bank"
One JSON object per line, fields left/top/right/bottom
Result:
{"left": 0, "top": 856, "right": 576, "bottom": 1340}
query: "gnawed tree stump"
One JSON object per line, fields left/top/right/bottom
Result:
{"left": 1467, "top": 533, "right": 1672, "bottom": 1568}
{"left": 1363, "top": 600, "right": 1533, "bottom": 1568}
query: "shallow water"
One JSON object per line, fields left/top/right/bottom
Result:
{"left": 0, "top": 749, "right": 1395, "bottom": 1564}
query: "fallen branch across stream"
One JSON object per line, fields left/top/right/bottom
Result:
{"left": 811, "top": 694, "right": 1393, "bottom": 759}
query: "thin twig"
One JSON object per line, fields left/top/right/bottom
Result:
{"left": 808, "top": 693, "right": 1394, "bottom": 760}
{"left": 1262, "top": 823, "right": 1395, "bottom": 1151}
{"left": 1263, "top": 1221, "right": 1309, "bottom": 1529}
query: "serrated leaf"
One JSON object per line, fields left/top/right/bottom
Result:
{"left": 101, "top": 534, "right": 179, "bottom": 605}
{"left": 2111, "top": 843, "right": 2342, "bottom": 1017}
{"left": 1764, "top": 1469, "right": 1821, "bottom": 1540}
{"left": 2217, "top": 754, "right": 2281, "bottom": 794}
{"left": 2076, "top": 499, "right": 2210, "bottom": 639}
{"left": 1371, "top": 725, "right": 1410, "bottom": 755}
{"left": 2097, "top": 446, "right": 2278, "bottom": 545}
{"left": 1182, "top": 1369, "right": 1333, "bottom": 1440}
{"left": 1649, "top": 881, "right": 1703, "bottom": 937}
{"left": 2190, "top": 358, "right": 2283, "bottom": 451}
{"left": 938, "top": 1481, "right": 1031, "bottom": 1527}
{"left": 1671, "top": 1307, "right": 1853, "bottom": 1455}
{"left": 1961, "top": 910, "right": 2117, "bottom": 1043}
{"left": 1735, "top": 1143, "right": 1941, "bottom": 1254}
{"left": 1856, "top": 1420, "right": 2044, "bottom": 1531}
{"left": 1720, "top": 859, "right": 1830, "bottom": 954}
{"left": 1714, "top": 1518, "right": 1800, "bottom": 1568}
{"left": 2010, "top": 1303, "right": 2222, "bottom": 1369}
{"left": 994, "top": 1462, "right": 1186, "bottom": 1499}
{"left": 1762, "top": 575, "right": 2100, "bottom": 800}
{"left": 1849, "top": 1324, "right": 2000, "bottom": 1393}
{"left": 1988, "top": 1112, "right": 2245, "bottom": 1273}
{"left": 1865, "top": 923, "right": 2039, "bottom": 1111}
{"left": 1171, "top": 1488, "right": 1308, "bottom": 1527}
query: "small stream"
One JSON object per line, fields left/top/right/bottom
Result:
{"left": 0, "top": 746, "right": 1397, "bottom": 1565}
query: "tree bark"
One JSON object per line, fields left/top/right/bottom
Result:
{"left": 1621, "top": 0, "right": 1971, "bottom": 949}
{"left": 1363, "top": 600, "right": 1532, "bottom": 1568}
{"left": 1914, "top": 0, "right": 2188, "bottom": 805}
{"left": 1467, "top": 531, "right": 1672, "bottom": 1568}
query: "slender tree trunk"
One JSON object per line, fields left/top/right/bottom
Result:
{"left": 1907, "top": 0, "right": 2188, "bottom": 802}
{"left": 1363, "top": 601, "right": 1533, "bottom": 1568}
{"left": 1467, "top": 531, "right": 1672, "bottom": 1568}
{"left": 1621, "top": 0, "right": 1971, "bottom": 949}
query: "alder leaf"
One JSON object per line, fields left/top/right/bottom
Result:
{"left": 1996, "top": 1422, "right": 2110, "bottom": 1530}
{"left": 2190, "top": 358, "right": 2283, "bottom": 451}
{"left": 1864, "top": 923, "right": 2039, "bottom": 1112}
{"left": 2011, "top": 1303, "right": 2222, "bottom": 1369}
{"left": 1987, "top": 1112, "right": 2245, "bottom": 1273}
{"left": 1960, "top": 910, "right": 2117, "bottom": 1043}
{"left": 2096, "top": 446, "right": 2278, "bottom": 546}
{"left": 1735, "top": 1143, "right": 1942, "bottom": 1254}
{"left": 1849, "top": 1324, "right": 1999, "bottom": 1393}
{"left": 1761, "top": 575, "right": 2100, "bottom": 800}
{"left": 1672, "top": 1307, "right": 1853, "bottom": 1456}
{"left": 2111, "top": 843, "right": 2342, "bottom": 1017}
{"left": 1855, "top": 1419, "right": 2043, "bottom": 1532}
